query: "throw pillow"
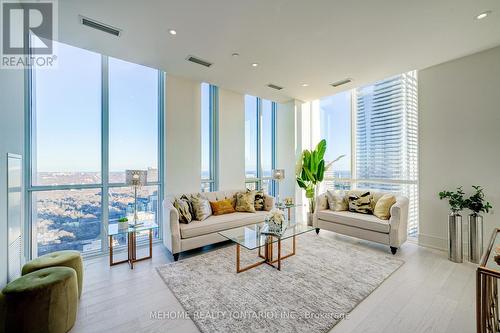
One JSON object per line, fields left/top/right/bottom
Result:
{"left": 210, "top": 199, "right": 236, "bottom": 216}
{"left": 373, "top": 194, "right": 396, "bottom": 220}
{"left": 190, "top": 194, "right": 212, "bottom": 221}
{"left": 181, "top": 194, "right": 194, "bottom": 217}
{"left": 235, "top": 191, "right": 256, "bottom": 213}
{"left": 173, "top": 198, "right": 192, "bottom": 224}
{"left": 326, "top": 190, "right": 348, "bottom": 211}
{"left": 348, "top": 191, "right": 373, "bottom": 214}
{"left": 254, "top": 190, "right": 265, "bottom": 211}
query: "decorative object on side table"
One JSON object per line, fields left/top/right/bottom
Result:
{"left": 126, "top": 169, "right": 147, "bottom": 226}
{"left": 439, "top": 187, "right": 467, "bottom": 263}
{"left": 262, "top": 209, "right": 287, "bottom": 236}
{"left": 272, "top": 169, "right": 285, "bottom": 204}
{"left": 465, "top": 185, "right": 493, "bottom": 264}
{"left": 118, "top": 217, "right": 129, "bottom": 230}
{"left": 296, "top": 139, "right": 344, "bottom": 226}
{"left": 283, "top": 197, "right": 293, "bottom": 206}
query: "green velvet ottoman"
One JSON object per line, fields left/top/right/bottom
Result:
{"left": 0, "top": 267, "right": 78, "bottom": 333}
{"left": 22, "top": 250, "right": 83, "bottom": 298}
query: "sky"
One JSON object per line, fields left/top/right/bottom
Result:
{"left": 319, "top": 91, "right": 351, "bottom": 172}
{"left": 34, "top": 41, "right": 158, "bottom": 173}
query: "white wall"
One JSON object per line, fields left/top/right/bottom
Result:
{"left": 218, "top": 88, "right": 245, "bottom": 190}
{"left": 0, "top": 69, "right": 25, "bottom": 288}
{"left": 418, "top": 46, "right": 500, "bottom": 250}
{"left": 164, "top": 75, "right": 201, "bottom": 195}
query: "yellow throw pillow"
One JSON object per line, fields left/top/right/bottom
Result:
{"left": 373, "top": 194, "right": 396, "bottom": 220}
{"left": 235, "top": 191, "right": 256, "bottom": 213}
{"left": 210, "top": 199, "right": 236, "bottom": 216}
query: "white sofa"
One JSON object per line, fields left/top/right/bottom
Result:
{"left": 313, "top": 190, "right": 409, "bottom": 254}
{"left": 163, "top": 190, "right": 275, "bottom": 261}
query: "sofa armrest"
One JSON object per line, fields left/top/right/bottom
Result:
{"left": 162, "top": 199, "right": 181, "bottom": 255}
{"left": 264, "top": 195, "right": 275, "bottom": 211}
{"left": 313, "top": 192, "right": 328, "bottom": 228}
{"left": 315, "top": 192, "right": 328, "bottom": 212}
{"left": 388, "top": 196, "right": 409, "bottom": 247}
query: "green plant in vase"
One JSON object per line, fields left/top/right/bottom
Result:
{"left": 439, "top": 186, "right": 467, "bottom": 263}
{"left": 118, "top": 217, "right": 128, "bottom": 229}
{"left": 465, "top": 185, "right": 493, "bottom": 215}
{"left": 296, "top": 139, "right": 344, "bottom": 225}
{"left": 464, "top": 185, "right": 493, "bottom": 263}
{"left": 438, "top": 187, "right": 467, "bottom": 214}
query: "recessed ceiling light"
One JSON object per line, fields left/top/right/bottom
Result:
{"left": 251, "top": 63, "right": 258, "bottom": 67}
{"left": 168, "top": 29, "right": 177, "bottom": 35}
{"left": 301, "top": 83, "right": 309, "bottom": 87}
{"left": 232, "top": 52, "right": 239, "bottom": 57}
{"left": 476, "top": 11, "right": 491, "bottom": 20}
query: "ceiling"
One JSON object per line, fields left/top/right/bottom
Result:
{"left": 58, "top": 0, "right": 500, "bottom": 103}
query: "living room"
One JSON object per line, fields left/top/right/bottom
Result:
{"left": 1, "top": 1, "right": 499, "bottom": 332}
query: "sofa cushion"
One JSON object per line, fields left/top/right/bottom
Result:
{"left": 373, "top": 194, "right": 396, "bottom": 220}
{"left": 180, "top": 211, "right": 268, "bottom": 239}
{"left": 317, "top": 210, "right": 390, "bottom": 233}
{"left": 235, "top": 191, "right": 256, "bottom": 213}
{"left": 210, "top": 199, "right": 236, "bottom": 216}
{"left": 173, "top": 198, "right": 192, "bottom": 223}
{"left": 348, "top": 191, "right": 374, "bottom": 214}
{"left": 190, "top": 194, "right": 212, "bottom": 221}
{"left": 254, "top": 190, "right": 265, "bottom": 211}
{"left": 326, "top": 190, "right": 348, "bottom": 211}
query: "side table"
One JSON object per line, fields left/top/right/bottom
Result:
{"left": 108, "top": 222, "right": 158, "bottom": 269}
{"left": 476, "top": 227, "right": 500, "bottom": 332}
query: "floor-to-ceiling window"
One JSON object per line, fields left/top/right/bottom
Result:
{"left": 244, "top": 95, "right": 276, "bottom": 195}
{"left": 319, "top": 91, "right": 352, "bottom": 190}
{"left": 316, "top": 70, "right": 418, "bottom": 236}
{"left": 28, "top": 41, "right": 164, "bottom": 258}
{"left": 201, "top": 82, "right": 218, "bottom": 192}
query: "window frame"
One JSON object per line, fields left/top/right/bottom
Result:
{"left": 25, "top": 47, "right": 165, "bottom": 259}
{"left": 319, "top": 71, "right": 418, "bottom": 236}
{"left": 245, "top": 97, "right": 277, "bottom": 196}
{"left": 201, "top": 83, "right": 219, "bottom": 192}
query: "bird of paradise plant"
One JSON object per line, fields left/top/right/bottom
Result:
{"left": 296, "top": 139, "right": 344, "bottom": 217}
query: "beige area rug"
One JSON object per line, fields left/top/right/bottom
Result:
{"left": 156, "top": 232, "right": 403, "bottom": 333}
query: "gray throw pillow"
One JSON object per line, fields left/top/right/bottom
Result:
{"left": 348, "top": 191, "right": 373, "bottom": 214}
{"left": 326, "top": 190, "right": 348, "bottom": 211}
{"left": 173, "top": 198, "right": 192, "bottom": 224}
{"left": 190, "top": 194, "right": 212, "bottom": 221}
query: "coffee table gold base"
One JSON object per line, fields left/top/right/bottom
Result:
{"left": 236, "top": 235, "right": 296, "bottom": 273}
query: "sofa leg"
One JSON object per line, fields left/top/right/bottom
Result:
{"left": 173, "top": 253, "right": 179, "bottom": 262}
{"left": 315, "top": 228, "right": 320, "bottom": 235}
{"left": 390, "top": 247, "right": 398, "bottom": 255}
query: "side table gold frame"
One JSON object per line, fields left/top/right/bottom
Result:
{"left": 109, "top": 229, "right": 153, "bottom": 269}
{"left": 476, "top": 227, "right": 500, "bottom": 333}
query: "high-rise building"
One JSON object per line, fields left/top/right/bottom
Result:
{"left": 355, "top": 71, "right": 418, "bottom": 234}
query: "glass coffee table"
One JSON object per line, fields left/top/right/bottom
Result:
{"left": 219, "top": 221, "right": 314, "bottom": 273}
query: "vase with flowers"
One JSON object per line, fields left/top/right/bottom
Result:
{"left": 264, "top": 209, "right": 287, "bottom": 236}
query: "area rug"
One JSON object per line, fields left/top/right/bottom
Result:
{"left": 156, "top": 232, "right": 403, "bottom": 333}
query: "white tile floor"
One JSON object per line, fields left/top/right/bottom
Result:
{"left": 72, "top": 232, "right": 476, "bottom": 333}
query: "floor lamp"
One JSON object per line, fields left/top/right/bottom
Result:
{"left": 272, "top": 169, "right": 285, "bottom": 204}
{"left": 125, "top": 170, "right": 147, "bottom": 226}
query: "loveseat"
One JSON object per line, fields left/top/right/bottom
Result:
{"left": 313, "top": 190, "right": 409, "bottom": 254}
{"left": 163, "top": 190, "right": 275, "bottom": 261}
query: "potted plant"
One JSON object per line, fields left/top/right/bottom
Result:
{"left": 118, "top": 217, "right": 129, "bottom": 230}
{"left": 464, "top": 186, "right": 493, "bottom": 263}
{"left": 439, "top": 187, "right": 466, "bottom": 263}
{"left": 296, "top": 139, "right": 344, "bottom": 225}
